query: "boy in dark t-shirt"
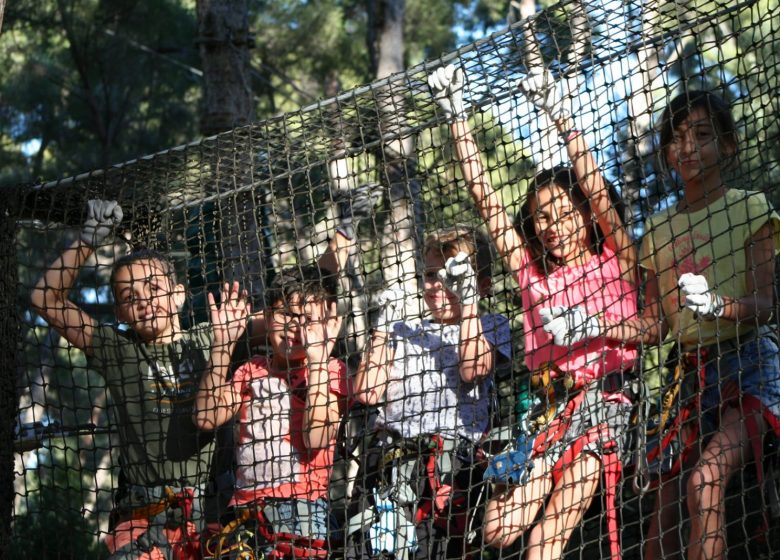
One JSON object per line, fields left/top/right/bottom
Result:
{"left": 31, "top": 200, "right": 228, "bottom": 558}
{"left": 30, "top": 195, "right": 372, "bottom": 559}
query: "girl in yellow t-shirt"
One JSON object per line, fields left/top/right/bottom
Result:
{"left": 638, "top": 90, "right": 780, "bottom": 559}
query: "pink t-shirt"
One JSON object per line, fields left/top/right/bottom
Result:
{"left": 517, "top": 245, "right": 638, "bottom": 382}
{"left": 230, "top": 356, "right": 349, "bottom": 505}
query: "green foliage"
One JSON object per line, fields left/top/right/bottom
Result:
{"left": 10, "top": 485, "right": 108, "bottom": 560}
{"left": 0, "top": 0, "right": 201, "bottom": 186}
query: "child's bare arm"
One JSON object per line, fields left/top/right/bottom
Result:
{"left": 517, "top": 69, "right": 636, "bottom": 280}
{"left": 602, "top": 271, "right": 667, "bottom": 345}
{"left": 193, "top": 282, "right": 249, "bottom": 430}
{"left": 353, "top": 289, "right": 401, "bottom": 406}
{"left": 679, "top": 222, "right": 777, "bottom": 325}
{"left": 302, "top": 300, "right": 343, "bottom": 450}
{"left": 427, "top": 66, "right": 525, "bottom": 274}
{"left": 739, "top": 222, "right": 776, "bottom": 324}
{"left": 31, "top": 241, "right": 98, "bottom": 353}
{"left": 558, "top": 115, "right": 636, "bottom": 279}
{"left": 459, "top": 308, "right": 494, "bottom": 383}
{"left": 30, "top": 200, "right": 123, "bottom": 354}
{"left": 436, "top": 252, "right": 495, "bottom": 382}
{"left": 354, "top": 331, "right": 393, "bottom": 406}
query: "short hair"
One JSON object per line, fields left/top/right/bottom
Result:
{"left": 659, "top": 90, "right": 738, "bottom": 170}
{"left": 110, "top": 249, "right": 178, "bottom": 296}
{"left": 423, "top": 224, "right": 494, "bottom": 282}
{"left": 514, "top": 166, "right": 627, "bottom": 273}
{"left": 264, "top": 265, "right": 338, "bottom": 308}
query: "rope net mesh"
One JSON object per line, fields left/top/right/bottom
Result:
{"left": 10, "top": 0, "right": 780, "bottom": 558}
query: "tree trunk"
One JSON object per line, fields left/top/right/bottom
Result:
{"left": 196, "top": 0, "right": 255, "bottom": 137}
{"left": 369, "top": 0, "right": 423, "bottom": 309}
{"left": 196, "top": 0, "right": 267, "bottom": 307}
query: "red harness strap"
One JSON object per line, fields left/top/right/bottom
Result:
{"left": 644, "top": 401, "right": 699, "bottom": 481}
{"left": 251, "top": 505, "right": 329, "bottom": 559}
{"left": 105, "top": 488, "right": 200, "bottom": 560}
{"left": 733, "top": 394, "right": 780, "bottom": 543}
{"left": 526, "top": 389, "right": 624, "bottom": 560}
{"left": 414, "top": 435, "right": 455, "bottom": 526}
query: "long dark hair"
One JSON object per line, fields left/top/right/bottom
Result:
{"left": 658, "top": 90, "right": 739, "bottom": 172}
{"left": 514, "top": 166, "right": 628, "bottom": 274}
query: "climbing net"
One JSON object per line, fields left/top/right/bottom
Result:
{"left": 8, "top": 0, "right": 780, "bottom": 558}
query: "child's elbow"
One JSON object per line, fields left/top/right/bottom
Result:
{"left": 354, "top": 391, "right": 378, "bottom": 407}
{"left": 29, "top": 285, "right": 49, "bottom": 315}
{"left": 304, "top": 429, "right": 333, "bottom": 451}
{"left": 192, "top": 410, "right": 218, "bottom": 431}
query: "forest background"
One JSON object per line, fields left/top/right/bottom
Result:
{"left": 2, "top": 1, "right": 780, "bottom": 558}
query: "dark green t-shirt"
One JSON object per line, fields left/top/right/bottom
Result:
{"left": 88, "top": 323, "right": 216, "bottom": 487}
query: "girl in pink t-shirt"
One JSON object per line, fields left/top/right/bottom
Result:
{"left": 428, "top": 65, "right": 638, "bottom": 560}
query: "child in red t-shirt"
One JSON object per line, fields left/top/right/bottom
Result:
{"left": 194, "top": 265, "right": 350, "bottom": 556}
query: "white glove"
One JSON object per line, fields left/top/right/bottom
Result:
{"left": 539, "top": 306, "right": 600, "bottom": 346}
{"left": 81, "top": 199, "right": 123, "bottom": 247}
{"left": 437, "top": 251, "right": 479, "bottom": 306}
{"left": 517, "top": 68, "right": 571, "bottom": 121}
{"left": 334, "top": 182, "right": 382, "bottom": 240}
{"left": 678, "top": 273, "right": 724, "bottom": 320}
{"left": 375, "top": 288, "right": 405, "bottom": 333}
{"left": 427, "top": 64, "right": 466, "bottom": 121}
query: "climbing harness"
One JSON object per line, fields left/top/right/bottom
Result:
{"left": 203, "top": 502, "right": 330, "bottom": 560}
{"left": 104, "top": 486, "right": 200, "bottom": 560}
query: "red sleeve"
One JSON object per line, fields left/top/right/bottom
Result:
{"left": 232, "top": 356, "right": 269, "bottom": 398}
{"left": 328, "top": 358, "right": 350, "bottom": 397}
{"left": 328, "top": 358, "right": 351, "bottom": 412}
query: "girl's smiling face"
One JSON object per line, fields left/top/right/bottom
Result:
{"left": 422, "top": 250, "right": 462, "bottom": 325}
{"left": 528, "top": 183, "right": 593, "bottom": 266}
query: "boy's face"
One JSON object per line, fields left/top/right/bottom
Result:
{"left": 266, "top": 293, "right": 333, "bottom": 366}
{"left": 423, "top": 250, "right": 462, "bottom": 325}
{"left": 113, "top": 259, "right": 184, "bottom": 343}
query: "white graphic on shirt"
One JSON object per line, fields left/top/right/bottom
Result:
{"left": 235, "top": 376, "right": 300, "bottom": 490}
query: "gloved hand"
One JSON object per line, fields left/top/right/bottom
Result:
{"left": 81, "top": 199, "right": 123, "bottom": 247}
{"left": 678, "top": 273, "right": 724, "bottom": 320}
{"left": 539, "top": 306, "right": 600, "bottom": 346}
{"left": 375, "top": 288, "right": 405, "bottom": 333}
{"left": 517, "top": 68, "right": 571, "bottom": 121}
{"left": 334, "top": 182, "right": 382, "bottom": 240}
{"left": 427, "top": 64, "right": 467, "bottom": 122}
{"left": 437, "top": 251, "right": 479, "bottom": 306}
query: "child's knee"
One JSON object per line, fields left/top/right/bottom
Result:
{"left": 686, "top": 461, "right": 725, "bottom": 511}
{"left": 482, "top": 520, "right": 520, "bottom": 549}
{"left": 482, "top": 502, "right": 522, "bottom": 550}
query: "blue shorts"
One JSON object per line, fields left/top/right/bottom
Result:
{"left": 262, "top": 498, "right": 335, "bottom": 541}
{"left": 698, "top": 335, "right": 780, "bottom": 434}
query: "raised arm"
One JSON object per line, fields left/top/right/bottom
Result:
{"left": 353, "top": 289, "right": 402, "bottom": 406}
{"left": 428, "top": 66, "right": 526, "bottom": 275}
{"left": 249, "top": 184, "right": 381, "bottom": 347}
{"left": 193, "top": 282, "right": 250, "bottom": 431}
{"left": 438, "top": 252, "right": 495, "bottom": 382}
{"left": 30, "top": 200, "right": 123, "bottom": 354}
{"left": 518, "top": 69, "right": 636, "bottom": 280}
{"left": 301, "top": 300, "right": 343, "bottom": 450}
